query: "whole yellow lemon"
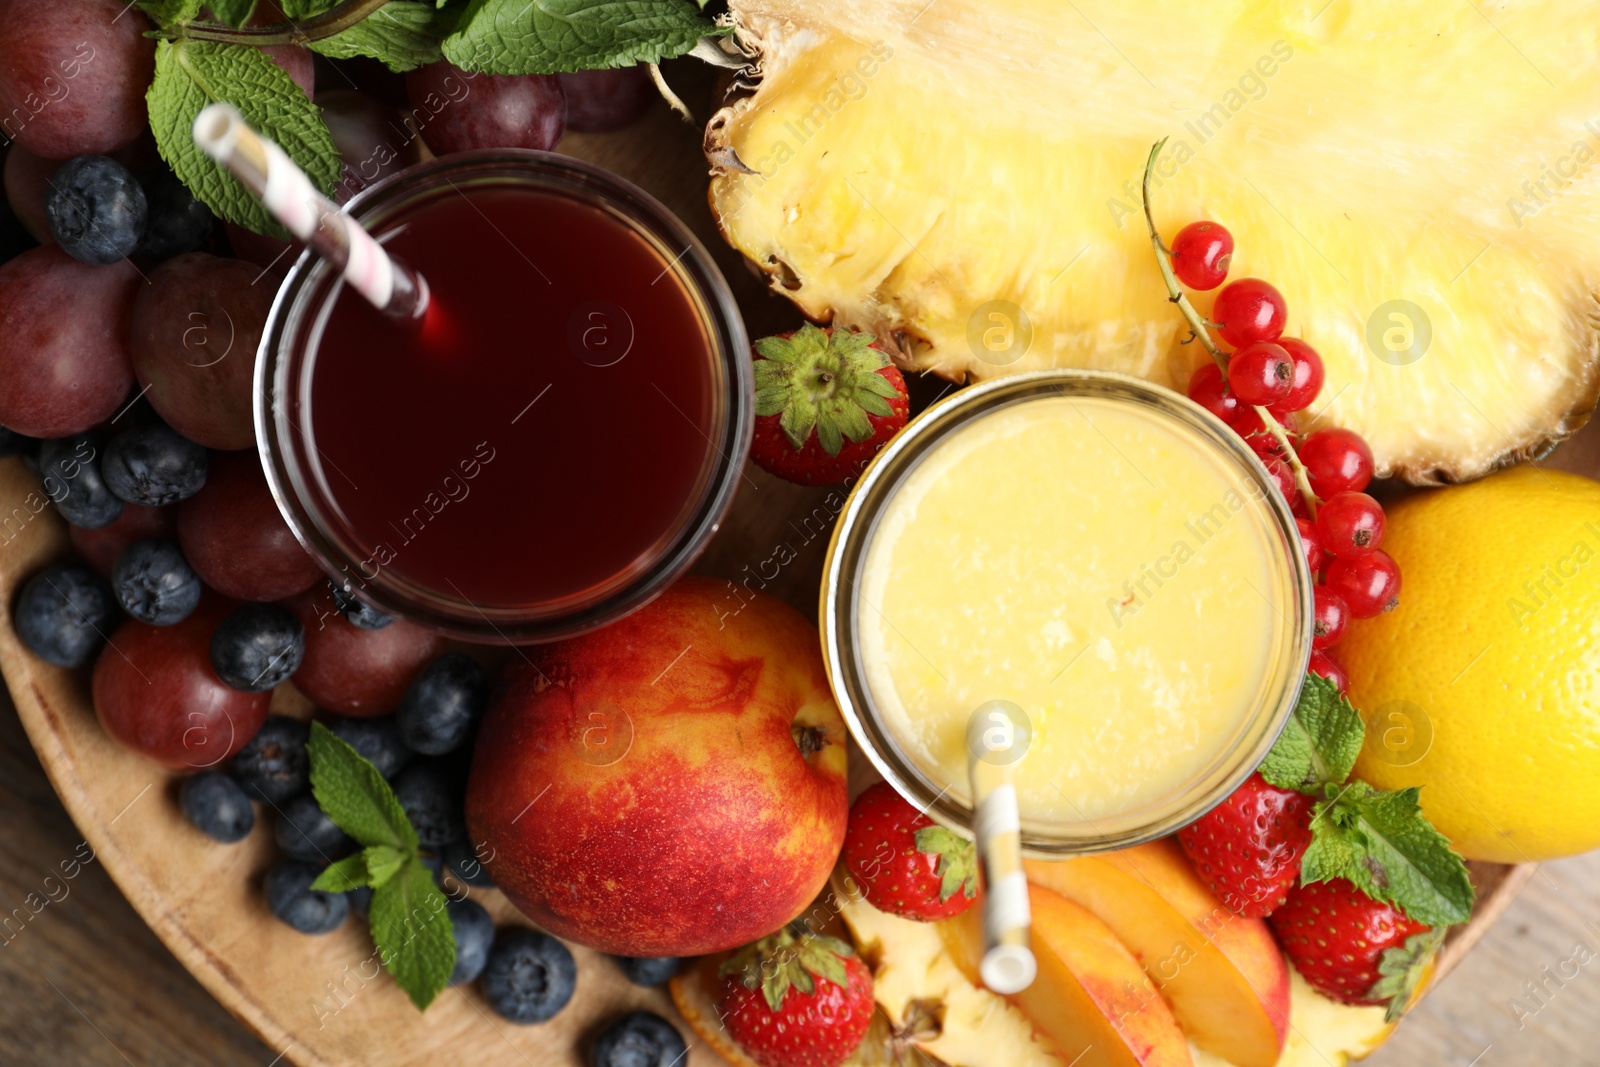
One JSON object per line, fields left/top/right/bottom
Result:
{"left": 1342, "top": 465, "right": 1600, "bottom": 863}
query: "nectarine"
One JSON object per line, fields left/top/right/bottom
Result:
{"left": 465, "top": 577, "right": 849, "bottom": 955}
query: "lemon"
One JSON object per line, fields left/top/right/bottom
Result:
{"left": 1341, "top": 465, "right": 1600, "bottom": 863}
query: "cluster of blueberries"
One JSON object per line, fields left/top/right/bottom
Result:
{"left": 44, "top": 154, "right": 213, "bottom": 266}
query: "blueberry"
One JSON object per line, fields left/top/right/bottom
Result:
{"left": 396, "top": 653, "right": 489, "bottom": 756}
{"left": 328, "top": 581, "right": 394, "bottom": 630}
{"left": 0, "top": 422, "right": 36, "bottom": 459}
{"left": 231, "top": 715, "right": 310, "bottom": 802}
{"left": 447, "top": 898, "right": 494, "bottom": 986}
{"left": 210, "top": 603, "right": 305, "bottom": 692}
{"left": 348, "top": 884, "right": 373, "bottom": 918}
{"left": 274, "top": 792, "right": 352, "bottom": 862}
{"left": 111, "top": 539, "right": 201, "bottom": 626}
{"left": 590, "top": 1011, "right": 687, "bottom": 1067}
{"left": 13, "top": 564, "right": 116, "bottom": 667}
{"left": 481, "top": 929, "right": 577, "bottom": 1024}
{"left": 179, "top": 771, "right": 255, "bottom": 843}
{"left": 393, "top": 763, "right": 463, "bottom": 849}
{"left": 610, "top": 956, "right": 683, "bottom": 987}
{"left": 443, "top": 838, "right": 495, "bottom": 888}
{"left": 39, "top": 434, "right": 123, "bottom": 529}
{"left": 45, "top": 155, "right": 148, "bottom": 265}
{"left": 134, "top": 164, "right": 213, "bottom": 260}
{"left": 102, "top": 423, "right": 207, "bottom": 506}
{"left": 265, "top": 859, "right": 348, "bottom": 935}
{"left": 327, "top": 715, "right": 413, "bottom": 779}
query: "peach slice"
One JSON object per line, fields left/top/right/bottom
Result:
{"left": 949, "top": 884, "right": 1193, "bottom": 1067}
{"left": 1025, "top": 840, "right": 1290, "bottom": 1067}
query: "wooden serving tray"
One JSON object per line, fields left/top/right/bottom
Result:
{"left": 1, "top": 70, "right": 1587, "bottom": 1065}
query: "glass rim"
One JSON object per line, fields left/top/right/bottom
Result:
{"left": 254, "top": 149, "right": 752, "bottom": 644}
{"left": 819, "top": 368, "right": 1314, "bottom": 857}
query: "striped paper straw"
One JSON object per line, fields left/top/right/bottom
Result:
{"left": 192, "top": 103, "right": 428, "bottom": 321}
{"left": 967, "top": 702, "right": 1037, "bottom": 994}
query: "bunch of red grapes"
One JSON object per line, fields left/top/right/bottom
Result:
{"left": 1168, "top": 221, "right": 1400, "bottom": 694}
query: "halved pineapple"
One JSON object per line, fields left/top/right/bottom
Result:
{"left": 706, "top": 0, "right": 1600, "bottom": 482}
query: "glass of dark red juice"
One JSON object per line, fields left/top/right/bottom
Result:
{"left": 256, "top": 151, "right": 751, "bottom": 642}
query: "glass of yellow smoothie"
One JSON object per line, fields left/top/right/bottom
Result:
{"left": 821, "top": 370, "right": 1313, "bottom": 856}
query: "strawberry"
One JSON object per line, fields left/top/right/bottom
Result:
{"left": 751, "top": 323, "right": 909, "bottom": 486}
{"left": 1269, "top": 876, "right": 1442, "bottom": 1019}
{"left": 718, "top": 925, "right": 875, "bottom": 1067}
{"left": 841, "top": 781, "right": 978, "bottom": 922}
{"left": 1176, "top": 771, "right": 1313, "bottom": 918}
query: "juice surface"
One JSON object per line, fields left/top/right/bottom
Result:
{"left": 302, "top": 186, "right": 716, "bottom": 610}
{"left": 859, "top": 396, "right": 1285, "bottom": 825}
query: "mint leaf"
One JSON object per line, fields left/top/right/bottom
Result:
{"left": 363, "top": 843, "right": 408, "bottom": 888}
{"left": 370, "top": 858, "right": 455, "bottom": 1010}
{"left": 208, "top": 0, "right": 257, "bottom": 27}
{"left": 1343, "top": 785, "right": 1474, "bottom": 927}
{"left": 311, "top": 853, "right": 372, "bottom": 893}
{"left": 1260, "top": 673, "right": 1365, "bottom": 795}
{"left": 309, "top": 1, "right": 460, "bottom": 71}
{"left": 146, "top": 39, "right": 341, "bottom": 239}
{"left": 1299, "top": 804, "right": 1358, "bottom": 885}
{"left": 307, "top": 721, "right": 419, "bottom": 852}
{"left": 139, "top": 0, "right": 204, "bottom": 24}
{"left": 442, "top": 0, "right": 719, "bottom": 75}
{"left": 279, "top": 0, "right": 336, "bottom": 16}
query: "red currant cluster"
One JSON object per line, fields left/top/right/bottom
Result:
{"left": 1168, "top": 221, "right": 1400, "bottom": 695}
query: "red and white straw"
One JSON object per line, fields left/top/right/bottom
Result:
{"left": 192, "top": 103, "right": 428, "bottom": 321}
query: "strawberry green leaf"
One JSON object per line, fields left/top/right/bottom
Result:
{"left": 915, "top": 825, "right": 979, "bottom": 902}
{"left": 310, "top": 852, "right": 371, "bottom": 893}
{"left": 1260, "top": 673, "right": 1366, "bottom": 796}
{"left": 369, "top": 857, "right": 455, "bottom": 1010}
{"left": 752, "top": 324, "right": 896, "bottom": 454}
{"left": 1370, "top": 927, "right": 1446, "bottom": 1022}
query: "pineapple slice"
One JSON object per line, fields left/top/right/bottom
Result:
{"left": 706, "top": 0, "right": 1600, "bottom": 482}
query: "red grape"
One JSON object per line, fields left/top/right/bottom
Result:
{"left": 221, "top": 222, "right": 299, "bottom": 273}
{"left": 1325, "top": 550, "right": 1401, "bottom": 618}
{"left": 0, "top": 244, "right": 138, "bottom": 437}
{"left": 318, "top": 90, "right": 422, "bottom": 204}
{"left": 2, "top": 144, "right": 55, "bottom": 243}
{"left": 1299, "top": 428, "right": 1373, "bottom": 497}
{"left": 70, "top": 502, "right": 176, "bottom": 576}
{"left": 131, "top": 253, "right": 274, "bottom": 450}
{"left": 177, "top": 451, "right": 320, "bottom": 602}
{"left": 1187, "top": 362, "right": 1241, "bottom": 425}
{"left": 1308, "top": 649, "right": 1349, "bottom": 694}
{"left": 1316, "top": 491, "right": 1385, "bottom": 558}
{"left": 263, "top": 44, "right": 315, "bottom": 97}
{"left": 1295, "top": 517, "right": 1324, "bottom": 574}
{"left": 1212, "top": 278, "right": 1287, "bottom": 347}
{"left": 1311, "top": 585, "right": 1349, "bottom": 649}
{"left": 558, "top": 66, "right": 653, "bottom": 132}
{"left": 0, "top": 0, "right": 156, "bottom": 159}
{"left": 1270, "top": 337, "right": 1324, "bottom": 415}
{"left": 405, "top": 62, "right": 565, "bottom": 154}
{"left": 93, "top": 596, "right": 271, "bottom": 769}
{"left": 1169, "top": 220, "right": 1233, "bottom": 290}
{"left": 1228, "top": 341, "right": 1294, "bottom": 406}
{"left": 286, "top": 585, "right": 446, "bottom": 717}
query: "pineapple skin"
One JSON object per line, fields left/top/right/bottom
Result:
{"left": 706, "top": 0, "right": 1600, "bottom": 483}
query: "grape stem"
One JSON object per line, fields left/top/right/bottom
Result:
{"left": 165, "top": 0, "right": 391, "bottom": 46}
{"left": 1140, "top": 138, "right": 1321, "bottom": 518}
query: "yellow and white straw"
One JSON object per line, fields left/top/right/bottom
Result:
{"left": 192, "top": 103, "right": 428, "bottom": 321}
{"left": 966, "top": 701, "right": 1037, "bottom": 994}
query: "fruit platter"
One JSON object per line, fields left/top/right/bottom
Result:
{"left": 2, "top": 2, "right": 1599, "bottom": 1067}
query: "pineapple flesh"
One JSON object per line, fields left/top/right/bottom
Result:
{"left": 706, "top": 0, "right": 1600, "bottom": 482}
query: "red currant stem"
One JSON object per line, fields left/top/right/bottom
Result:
{"left": 162, "top": 0, "right": 391, "bottom": 46}
{"left": 1140, "top": 139, "right": 1321, "bottom": 518}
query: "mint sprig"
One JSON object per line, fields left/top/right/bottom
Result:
{"left": 441, "top": 0, "right": 724, "bottom": 74}
{"left": 1257, "top": 673, "right": 1475, "bottom": 930}
{"left": 306, "top": 722, "right": 455, "bottom": 1011}
{"left": 308, "top": 1, "right": 460, "bottom": 71}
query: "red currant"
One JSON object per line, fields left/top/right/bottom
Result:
{"left": 1246, "top": 411, "right": 1297, "bottom": 458}
{"left": 1298, "top": 428, "right": 1373, "bottom": 497}
{"left": 1270, "top": 338, "right": 1325, "bottom": 415}
{"left": 1212, "top": 278, "right": 1287, "bottom": 347}
{"left": 1312, "top": 585, "right": 1350, "bottom": 649}
{"left": 1228, "top": 342, "right": 1295, "bottom": 406}
{"left": 1295, "top": 517, "right": 1324, "bottom": 574}
{"left": 1170, "top": 221, "right": 1234, "bottom": 291}
{"left": 1316, "top": 491, "right": 1385, "bottom": 558}
{"left": 1187, "top": 362, "right": 1241, "bottom": 425}
{"left": 1325, "top": 549, "right": 1401, "bottom": 618}
{"left": 1261, "top": 453, "right": 1301, "bottom": 511}
{"left": 1308, "top": 649, "right": 1349, "bottom": 694}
